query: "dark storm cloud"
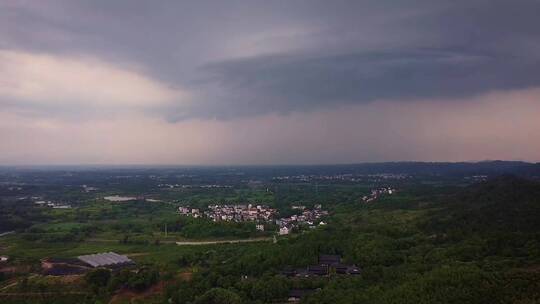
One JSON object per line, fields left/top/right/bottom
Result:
{"left": 193, "top": 48, "right": 540, "bottom": 119}
{"left": 2, "top": 0, "right": 540, "bottom": 120}
{"left": 184, "top": 0, "right": 540, "bottom": 120}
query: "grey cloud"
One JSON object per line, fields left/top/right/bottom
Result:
{"left": 179, "top": 47, "right": 539, "bottom": 120}
{"left": 2, "top": 0, "right": 540, "bottom": 121}
{"left": 176, "top": 0, "right": 540, "bottom": 120}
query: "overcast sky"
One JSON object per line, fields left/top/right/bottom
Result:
{"left": 1, "top": 0, "right": 540, "bottom": 165}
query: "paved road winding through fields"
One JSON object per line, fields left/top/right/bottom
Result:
{"left": 175, "top": 237, "right": 272, "bottom": 246}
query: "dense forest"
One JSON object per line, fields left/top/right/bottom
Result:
{"left": 1, "top": 167, "right": 540, "bottom": 303}
{"left": 159, "top": 175, "right": 540, "bottom": 304}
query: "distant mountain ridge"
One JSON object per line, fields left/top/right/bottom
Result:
{"left": 251, "top": 161, "right": 540, "bottom": 177}
{"left": 1, "top": 161, "right": 540, "bottom": 180}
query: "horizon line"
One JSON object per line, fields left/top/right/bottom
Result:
{"left": 0, "top": 159, "right": 537, "bottom": 169}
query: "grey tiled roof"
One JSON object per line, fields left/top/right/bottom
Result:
{"left": 77, "top": 252, "right": 133, "bottom": 267}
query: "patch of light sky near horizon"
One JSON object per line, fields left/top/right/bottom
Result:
{"left": 1, "top": 87, "right": 539, "bottom": 165}
{"left": 0, "top": 50, "right": 190, "bottom": 119}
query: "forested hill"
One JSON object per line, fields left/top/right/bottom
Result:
{"left": 460, "top": 174, "right": 540, "bottom": 207}
{"left": 298, "top": 175, "right": 540, "bottom": 303}
{"left": 430, "top": 175, "right": 540, "bottom": 233}
{"left": 258, "top": 174, "right": 540, "bottom": 304}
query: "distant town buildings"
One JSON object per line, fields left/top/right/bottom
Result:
{"left": 34, "top": 200, "right": 71, "bottom": 209}
{"left": 273, "top": 173, "right": 409, "bottom": 183}
{"left": 82, "top": 185, "right": 98, "bottom": 192}
{"left": 103, "top": 195, "right": 137, "bottom": 202}
{"left": 361, "top": 187, "right": 396, "bottom": 203}
{"left": 465, "top": 175, "right": 488, "bottom": 182}
{"left": 159, "top": 183, "right": 232, "bottom": 189}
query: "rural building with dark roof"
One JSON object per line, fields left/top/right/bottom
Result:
{"left": 288, "top": 289, "right": 315, "bottom": 302}
{"left": 318, "top": 254, "right": 341, "bottom": 266}
{"left": 78, "top": 252, "right": 134, "bottom": 268}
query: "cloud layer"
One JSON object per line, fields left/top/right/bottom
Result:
{"left": 1, "top": 1, "right": 539, "bottom": 164}
{"left": 2, "top": 88, "right": 540, "bottom": 165}
{"left": 0, "top": 50, "right": 188, "bottom": 119}
{"left": 2, "top": 1, "right": 540, "bottom": 120}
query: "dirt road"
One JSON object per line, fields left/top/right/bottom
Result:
{"left": 175, "top": 237, "right": 272, "bottom": 246}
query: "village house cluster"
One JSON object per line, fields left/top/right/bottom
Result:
{"left": 464, "top": 175, "right": 488, "bottom": 182}
{"left": 178, "top": 203, "right": 329, "bottom": 235}
{"left": 178, "top": 206, "right": 201, "bottom": 218}
{"left": 178, "top": 204, "right": 277, "bottom": 225}
{"left": 159, "top": 183, "right": 232, "bottom": 189}
{"left": 81, "top": 184, "right": 98, "bottom": 192}
{"left": 281, "top": 255, "right": 361, "bottom": 301}
{"left": 273, "top": 173, "right": 409, "bottom": 183}
{"left": 282, "top": 254, "right": 361, "bottom": 278}
{"left": 362, "top": 187, "right": 396, "bottom": 203}
{"left": 34, "top": 200, "right": 71, "bottom": 209}
{"left": 277, "top": 204, "right": 328, "bottom": 235}
{"left": 273, "top": 174, "right": 359, "bottom": 182}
